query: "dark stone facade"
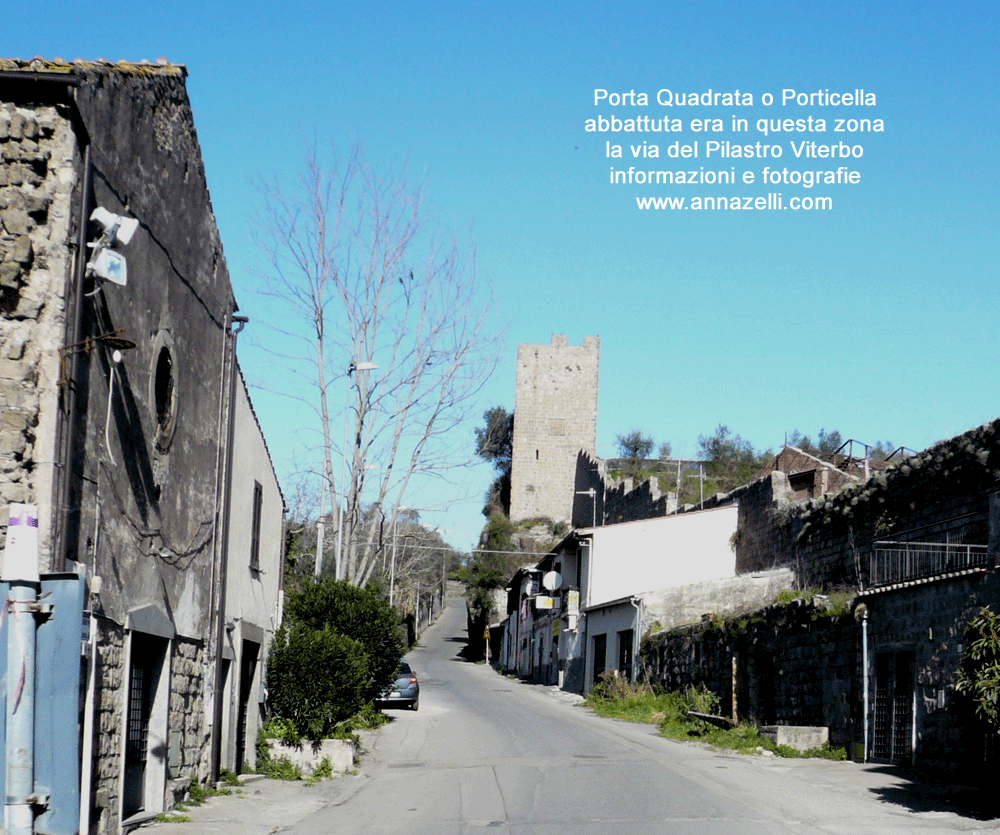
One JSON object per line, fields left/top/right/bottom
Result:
{"left": 642, "top": 597, "right": 861, "bottom": 750}
{"left": 2, "top": 59, "right": 238, "bottom": 834}
{"left": 641, "top": 420, "right": 1000, "bottom": 771}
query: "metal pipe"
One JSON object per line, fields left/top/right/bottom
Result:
{"left": 209, "top": 313, "right": 247, "bottom": 781}
{"left": 6, "top": 582, "right": 37, "bottom": 835}
{"left": 629, "top": 596, "right": 643, "bottom": 683}
{"left": 78, "top": 602, "right": 97, "bottom": 835}
{"left": 3, "top": 505, "right": 41, "bottom": 835}
{"left": 57, "top": 141, "right": 92, "bottom": 571}
{"left": 862, "top": 606, "right": 869, "bottom": 763}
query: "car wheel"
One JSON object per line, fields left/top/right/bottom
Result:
{"left": 410, "top": 698, "right": 419, "bottom": 711}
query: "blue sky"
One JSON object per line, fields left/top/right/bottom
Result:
{"left": 7, "top": 1, "right": 999, "bottom": 550}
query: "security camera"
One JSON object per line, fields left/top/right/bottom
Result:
{"left": 90, "top": 206, "right": 139, "bottom": 246}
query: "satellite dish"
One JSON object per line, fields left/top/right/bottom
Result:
{"left": 542, "top": 571, "right": 562, "bottom": 591}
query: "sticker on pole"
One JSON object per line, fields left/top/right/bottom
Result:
{"left": 3, "top": 503, "right": 40, "bottom": 582}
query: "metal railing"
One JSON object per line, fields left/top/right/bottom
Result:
{"left": 870, "top": 541, "right": 990, "bottom": 587}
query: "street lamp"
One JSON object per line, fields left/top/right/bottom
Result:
{"left": 336, "top": 360, "right": 378, "bottom": 581}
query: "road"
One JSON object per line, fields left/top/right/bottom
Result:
{"left": 293, "top": 599, "right": 999, "bottom": 835}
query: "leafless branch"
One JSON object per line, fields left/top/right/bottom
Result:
{"left": 254, "top": 143, "right": 499, "bottom": 586}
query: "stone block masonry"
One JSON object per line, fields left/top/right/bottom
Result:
{"left": 641, "top": 597, "right": 861, "bottom": 749}
{"left": 0, "top": 102, "right": 78, "bottom": 570}
{"left": 91, "top": 622, "right": 125, "bottom": 835}
{"left": 510, "top": 335, "right": 599, "bottom": 524}
{"left": 168, "top": 638, "right": 209, "bottom": 787}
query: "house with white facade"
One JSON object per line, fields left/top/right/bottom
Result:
{"left": 500, "top": 504, "right": 784, "bottom": 693}
{"left": 218, "top": 367, "right": 285, "bottom": 775}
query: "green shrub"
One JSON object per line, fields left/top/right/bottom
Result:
{"left": 285, "top": 578, "right": 402, "bottom": 699}
{"left": 266, "top": 624, "right": 370, "bottom": 740}
{"left": 186, "top": 779, "right": 230, "bottom": 806}
{"left": 956, "top": 606, "right": 1000, "bottom": 734}
{"left": 305, "top": 756, "right": 334, "bottom": 786}
{"left": 262, "top": 756, "right": 302, "bottom": 781}
{"left": 589, "top": 670, "right": 649, "bottom": 701}
{"left": 219, "top": 768, "right": 241, "bottom": 786}
{"left": 583, "top": 683, "right": 848, "bottom": 760}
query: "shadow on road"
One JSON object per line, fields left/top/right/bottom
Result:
{"left": 865, "top": 766, "right": 999, "bottom": 820}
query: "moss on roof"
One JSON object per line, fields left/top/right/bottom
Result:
{"left": 0, "top": 56, "right": 186, "bottom": 77}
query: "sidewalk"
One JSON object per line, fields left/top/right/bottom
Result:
{"left": 141, "top": 775, "right": 335, "bottom": 835}
{"left": 141, "top": 731, "right": 380, "bottom": 835}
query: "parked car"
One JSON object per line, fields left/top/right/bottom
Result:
{"left": 380, "top": 659, "right": 420, "bottom": 710}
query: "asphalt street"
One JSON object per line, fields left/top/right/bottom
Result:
{"left": 281, "top": 599, "right": 1000, "bottom": 835}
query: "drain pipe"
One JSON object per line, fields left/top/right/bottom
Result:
{"left": 3, "top": 504, "right": 41, "bottom": 835}
{"left": 861, "top": 604, "right": 869, "bottom": 763}
{"left": 56, "top": 141, "right": 92, "bottom": 569}
{"left": 209, "top": 313, "right": 248, "bottom": 782}
{"left": 629, "top": 596, "right": 643, "bottom": 684}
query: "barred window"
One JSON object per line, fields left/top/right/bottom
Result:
{"left": 250, "top": 480, "right": 263, "bottom": 571}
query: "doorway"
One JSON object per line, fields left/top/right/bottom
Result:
{"left": 235, "top": 641, "right": 260, "bottom": 773}
{"left": 122, "top": 633, "right": 168, "bottom": 818}
{"left": 872, "top": 651, "right": 914, "bottom": 764}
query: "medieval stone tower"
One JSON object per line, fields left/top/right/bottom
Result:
{"left": 510, "top": 334, "right": 600, "bottom": 524}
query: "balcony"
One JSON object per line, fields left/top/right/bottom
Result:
{"left": 869, "top": 541, "right": 990, "bottom": 588}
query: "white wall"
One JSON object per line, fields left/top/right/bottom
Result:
{"left": 585, "top": 506, "right": 738, "bottom": 607}
{"left": 584, "top": 603, "right": 637, "bottom": 691}
{"left": 222, "top": 369, "right": 284, "bottom": 771}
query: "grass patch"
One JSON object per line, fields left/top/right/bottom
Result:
{"left": 186, "top": 780, "right": 230, "bottom": 806}
{"left": 584, "top": 677, "right": 847, "bottom": 760}
{"left": 156, "top": 813, "right": 192, "bottom": 823}
{"left": 218, "top": 768, "right": 241, "bottom": 786}
{"left": 305, "top": 756, "right": 334, "bottom": 786}
{"left": 262, "top": 756, "right": 303, "bottom": 781}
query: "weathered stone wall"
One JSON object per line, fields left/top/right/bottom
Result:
{"left": 863, "top": 571, "right": 1000, "bottom": 772}
{"left": 4, "top": 61, "right": 238, "bottom": 834}
{"left": 641, "top": 597, "right": 861, "bottom": 749}
{"left": 510, "top": 335, "right": 599, "bottom": 524}
{"left": 604, "top": 473, "right": 674, "bottom": 524}
{"left": 0, "top": 101, "right": 79, "bottom": 571}
{"left": 67, "top": 65, "right": 233, "bottom": 639}
{"left": 91, "top": 620, "right": 124, "bottom": 835}
{"left": 730, "top": 472, "right": 799, "bottom": 574}
{"left": 168, "top": 638, "right": 209, "bottom": 790}
{"left": 641, "top": 568, "right": 795, "bottom": 632}
{"left": 728, "top": 421, "right": 1000, "bottom": 589}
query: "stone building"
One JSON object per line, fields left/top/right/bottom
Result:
{"left": 642, "top": 419, "right": 1000, "bottom": 770}
{"left": 509, "top": 334, "right": 599, "bottom": 525}
{"left": 1, "top": 58, "right": 283, "bottom": 834}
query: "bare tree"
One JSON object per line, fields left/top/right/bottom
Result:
{"left": 253, "top": 144, "right": 499, "bottom": 587}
